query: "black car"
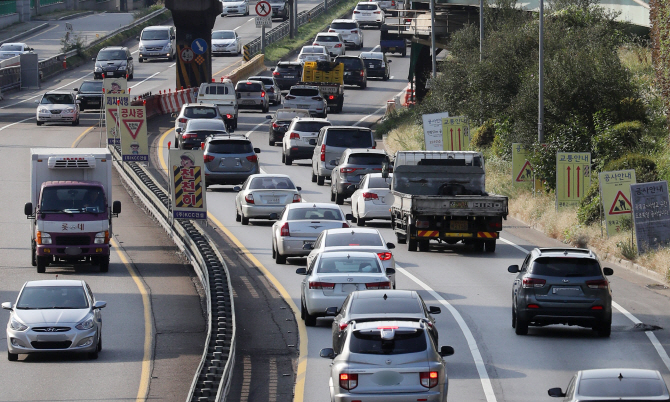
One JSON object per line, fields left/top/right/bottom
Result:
{"left": 74, "top": 81, "right": 103, "bottom": 112}
{"left": 335, "top": 55, "right": 367, "bottom": 89}
{"left": 93, "top": 46, "right": 134, "bottom": 80}
{"left": 360, "top": 51, "right": 391, "bottom": 80}
{"left": 327, "top": 290, "right": 441, "bottom": 353}
{"left": 508, "top": 247, "right": 614, "bottom": 337}
{"left": 176, "top": 118, "right": 228, "bottom": 150}
{"left": 272, "top": 62, "right": 303, "bottom": 90}
{"left": 266, "top": 108, "right": 310, "bottom": 146}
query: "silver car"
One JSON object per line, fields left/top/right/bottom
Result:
{"left": 249, "top": 75, "right": 282, "bottom": 105}
{"left": 549, "top": 369, "right": 670, "bottom": 401}
{"left": 283, "top": 85, "right": 328, "bottom": 117}
{"left": 137, "top": 25, "right": 176, "bottom": 62}
{"left": 298, "top": 45, "right": 331, "bottom": 63}
{"left": 220, "top": 0, "right": 249, "bottom": 15}
{"left": 271, "top": 203, "right": 351, "bottom": 264}
{"left": 320, "top": 320, "right": 454, "bottom": 402}
{"left": 235, "top": 80, "right": 269, "bottom": 113}
{"left": 234, "top": 174, "right": 302, "bottom": 225}
{"left": 282, "top": 117, "right": 331, "bottom": 165}
{"left": 35, "top": 91, "right": 80, "bottom": 126}
{"left": 311, "top": 126, "right": 376, "bottom": 185}
{"left": 296, "top": 251, "right": 393, "bottom": 326}
{"left": 313, "top": 33, "right": 346, "bottom": 57}
{"left": 212, "top": 30, "right": 242, "bottom": 55}
{"left": 330, "top": 148, "right": 390, "bottom": 205}
{"left": 3, "top": 280, "right": 106, "bottom": 361}
{"left": 203, "top": 134, "right": 261, "bottom": 187}
{"left": 329, "top": 19, "right": 364, "bottom": 49}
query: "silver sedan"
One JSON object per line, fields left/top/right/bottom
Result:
{"left": 3, "top": 279, "right": 106, "bottom": 361}
{"left": 234, "top": 174, "right": 302, "bottom": 225}
{"left": 35, "top": 91, "right": 80, "bottom": 126}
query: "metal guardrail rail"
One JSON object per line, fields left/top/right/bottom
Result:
{"left": 109, "top": 145, "right": 236, "bottom": 402}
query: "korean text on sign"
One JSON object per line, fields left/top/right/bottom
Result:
{"left": 556, "top": 152, "right": 591, "bottom": 210}
{"left": 599, "top": 169, "right": 635, "bottom": 237}
{"left": 630, "top": 181, "right": 670, "bottom": 254}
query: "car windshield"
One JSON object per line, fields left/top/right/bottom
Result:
{"left": 207, "top": 140, "right": 252, "bottom": 154}
{"left": 96, "top": 49, "right": 127, "bottom": 61}
{"left": 290, "top": 88, "right": 319, "bottom": 97}
{"left": 368, "top": 176, "right": 392, "bottom": 188}
{"left": 141, "top": 30, "right": 169, "bottom": 40}
{"left": 79, "top": 82, "right": 103, "bottom": 92}
{"left": 348, "top": 154, "right": 388, "bottom": 165}
{"left": 325, "top": 233, "right": 383, "bottom": 247}
{"left": 17, "top": 286, "right": 89, "bottom": 309}
{"left": 294, "top": 121, "right": 330, "bottom": 132}
{"left": 330, "top": 22, "right": 357, "bottom": 29}
{"left": 277, "top": 111, "right": 309, "bottom": 120}
{"left": 40, "top": 94, "right": 74, "bottom": 104}
{"left": 213, "top": 31, "right": 236, "bottom": 39}
{"left": 336, "top": 58, "right": 363, "bottom": 69}
{"left": 326, "top": 130, "right": 372, "bottom": 147}
{"left": 530, "top": 257, "right": 602, "bottom": 277}
{"left": 316, "top": 35, "right": 339, "bottom": 42}
{"left": 287, "top": 207, "right": 342, "bottom": 220}
{"left": 356, "top": 4, "right": 378, "bottom": 9}
{"left": 249, "top": 177, "right": 295, "bottom": 189}
{"left": 351, "top": 298, "right": 422, "bottom": 314}
{"left": 350, "top": 329, "right": 427, "bottom": 354}
{"left": 40, "top": 186, "right": 106, "bottom": 214}
{"left": 237, "top": 82, "right": 262, "bottom": 92}
{"left": 1, "top": 44, "right": 23, "bottom": 51}
{"left": 184, "top": 107, "right": 218, "bottom": 118}
{"left": 317, "top": 256, "right": 382, "bottom": 273}
{"left": 579, "top": 378, "right": 667, "bottom": 397}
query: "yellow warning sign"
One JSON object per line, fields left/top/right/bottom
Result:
{"left": 512, "top": 143, "right": 532, "bottom": 187}
{"left": 599, "top": 169, "right": 636, "bottom": 236}
{"left": 556, "top": 152, "right": 591, "bottom": 210}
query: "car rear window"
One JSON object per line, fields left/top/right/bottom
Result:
{"left": 364, "top": 59, "right": 383, "bottom": 68}
{"left": 368, "top": 176, "right": 392, "bottom": 188}
{"left": 356, "top": 3, "right": 378, "bottom": 9}
{"left": 277, "top": 64, "right": 302, "bottom": 72}
{"left": 204, "top": 85, "right": 231, "bottom": 95}
{"left": 287, "top": 208, "right": 342, "bottom": 220}
{"left": 236, "top": 83, "right": 263, "bottom": 92}
{"left": 579, "top": 378, "right": 667, "bottom": 397}
{"left": 350, "top": 329, "right": 427, "bottom": 355}
{"left": 317, "top": 255, "right": 382, "bottom": 273}
{"left": 207, "top": 140, "right": 253, "bottom": 154}
{"left": 294, "top": 121, "right": 330, "bottom": 132}
{"left": 530, "top": 257, "right": 602, "bottom": 277}
{"left": 325, "top": 232, "right": 383, "bottom": 247}
{"left": 336, "top": 57, "right": 363, "bottom": 69}
{"left": 330, "top": 22, "right": 357, "bottom": 30}
{"left": 350, "top": 298, "right": 422, "bottom": 314}
{"left": 249, "top": 177, "right": 295, "bottom": 189}
{"left": 348, "top": 154, "right": 388, "bottom": 165}
{"left": 277, "top": 111, "right": 308, "bottom": 120}
{"left": 316, "top": 35, "right": 339, "bottom": 42}
{"left": 290, "top": 88, "right": 320, "bottom": 97}
{"left": 184, "top": 107, "right": 218, "bottom": 119}
{"left": 187, "top": 120, "right": 226, "bottom": 131}
{"left": 326, "top": 130, "right": 373, "bottom": 148}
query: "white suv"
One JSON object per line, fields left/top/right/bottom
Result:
{"left": 329, "top": 19, "right": 364, "bottom": 49}
{"left": 352, "top": 2, "right": 385, "bottom": 28}
{"left": 282, "top": 117, "right": 331, "bottom": 165}
{"left": 313, "top": 32, "right": 346, "bottom": 57}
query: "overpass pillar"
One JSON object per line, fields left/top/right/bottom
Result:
{"left": 166, "top": 0, "right": 222, "bottom": 89}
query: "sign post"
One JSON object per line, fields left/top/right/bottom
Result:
{"left": 631, "top": 181, "right": 670, "bottom": 254}
{"left": 256, "top": 0, "right": 272, "bottom": 52}
{"left": 556, "top": 152, "right": 591, "bottom": 210}
{"left": 599, "top": 170, "right": 635, "bottom": 237}
{"left": 169, "top": 149, "right": 208, "bottom": 221}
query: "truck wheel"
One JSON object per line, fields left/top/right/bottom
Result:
{"left": 317, "top": 175, "right": 325, "bottom": 186}
{"left": 99, "top": 255, "right": 110, "bottom": 273}
{"left": 31, "top": 242, "right": 36, "bottom": 266}
{"left": 402, "top": 48, "right": 407, "bottom": 57}
{"left": 418, "top": 240, "right": 430, "bottom": 252}
{"left": 473, "top": 240, "right": 485, "bottom": 252}
{"left": 485, "top": 240, "right": 496, "bottom": 253}
{"left": 408, "top": 238, "right": 417, "bottom": 252}
{"left": 335, "top": 193, "right": 344, "bottom": 205}
{"left": 269, "top": 137, "right": 276, "bottom": 146}
{"left": 336, "top": 100, "right": 343, "bottom": 113}
{"left": 36, "top": 256, "right": 48, "bottom": 273}
{"left": 311, "top": 171, "right": 317, "bottom": 182}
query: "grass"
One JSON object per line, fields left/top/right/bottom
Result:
{"left": 131, "top": 2, "right": 166, "bottom": 20}
{"left": 263, "top": 0, "right": 360, "bottom": 63}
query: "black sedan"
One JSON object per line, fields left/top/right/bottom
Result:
{"left": 360, "top": 51, "right": 391, "bottom": 81}
{"left": 266, "top": 108, "right": 310, "bottom": 146}
{"left": 74, "top": 81, "right": 103, "bottom": 112}
{"left": 176, "top": 118, "right": 228, "bottom": 150}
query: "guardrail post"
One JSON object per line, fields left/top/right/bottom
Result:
{"left": 243, "top": 45, "right": 250, "bottom": 62}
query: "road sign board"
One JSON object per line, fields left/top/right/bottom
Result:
{"left": 104, "top": 94, "right": 129, "bottom": 145}
{"left": 599, "top": 170, "right": 636, "bottom": 237}
{"left": 422, "top": 112, "right": 449, "bottom": 151}
{"left": 256, "top": 0, "right": 271, "bottom": 16}
{"left": 631, "top": 181, "right": 670, "bottom": 254}
{"left": 169, "top": 149, "right": 208, "bottom": 220}
{"left": 512, "top": 143, "right": 533, "bottom": 186}
{"left": 103, "top": 77, "right": 127, "bottom": 94}
{"left": 191, "top": 38, "right": 207, "bottom": 55}
{"left": 119, "top": 106, "right": 149, "bottom": 162}
{"left": 556, "top": 152, "right": 591, "bottom": 210}
{"left": 180, "top": 47, "right": 194, "bottom": 63}
{"left": 441, "top": 116, "right": 469, "bottom": 151}
{"left": 256, "top": 16, "right": 272, "bottom": 28}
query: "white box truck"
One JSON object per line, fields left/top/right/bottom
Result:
{"left": 24, "top": 148, "right": 121, "bottom": 273}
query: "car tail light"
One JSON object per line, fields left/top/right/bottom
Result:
{"left": 591, "top": 305, "right": 604, "bottom": 310}
{"left": 183, "top": 133, "right": 197, "bottom": 139}
{"left": 360, "top": 70, "right": 365, "bottom": 77}
{"left": 328, "top": 95, "right": 335, "bottom": 100}
{"left": 366, "top": 281, "right": 391, "bottom": 289}
{"left": 374, "top": 10, "right": 381, "bottom": 13}
{"left": 272, "top": 122, "right": 280, "bottom": 128}
{"left": 586, "top": 279, "right": 609, "bottom": 289}
{"left": 226, "top": 114, "right": 232, "bottom": 119}
{"left": 522, "top": 277, "right": 546, "bottom": 288}
{"left": 204, "top": 154, "right": 215, "bottom": 162}
{"left": 312, "top": 96, "right": 323, "bottom": 101}
{"left": 352, "top": 30, "right": 358, "bottom": 34}
{"left": 320, "top": 144, "right": 326, "bottom": 161}
{"left": 293, "top": 194, "right": 302, "bottom": 203}
{"left": 377, "top": 252, "right": 392, "bottom": 261}
{"left": 246, "top": 81, "right": 252, "bottom": 85}
{"left": 353, "top": 10, "right": 360, "bottom": 13}
{"left": 335, "top": 43, "right": 342, "bottom": 48}
{"left": 340, "top": 373, "right": 358, "bottom": 390}
{"left": 488, "top": 221, "right": 502, "bottom": 230}
{"left": 261, "top": 91, "right": 266, "bottom": 98}
{"left": 272, "top": 71, "right": 280, "bottom": 76}
{"left": 245, "top": 193, "right": 255, "bottom": 204}
{"left": 341, "top": 167, "right": 359, "bottom": 174}
{"left": 527, "top": 304, "right": 540, "bottom": 309}
{"left": 310, "top": 281, "right": 335, "bottom": 289}
{"left": 339, "top": 321, "right": 348, "bottom": 330}
{"left": 405, "top": 18, "right": 411, "bottom": 23}
{"left": 391, "top": 0, "right": 395, "bottom": 5}
{"left": 285, "top": 95, "right": 296, "bottom": 100}
{"left": 362, "top": 192, "right": 378, "bottom": 200}
{"left": 420, "top": 371, "right": 439, "bottom": 388}
{"left": 247, "top": 155, "right": 258, "bottom": 163}
{"left": 329, "top": 29, "right": 335, "bottom": 32}
{"left": 289, "top": 132, "right": 300, "bottom": 139}
{"left": 342, "top": 222, "right": 350, "bottom": 228}
{"left": 178, "top": 118, "right": 188, "bottom": 123}
{"left": 415, "top": 220, "right": 429, "bottom": 228}
{"left": 280, "top": 222, "right": 290, "bottom": 236}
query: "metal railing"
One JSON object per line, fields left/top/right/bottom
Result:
{"left": 0, "top": 1, "right": 17, "bottom": 16}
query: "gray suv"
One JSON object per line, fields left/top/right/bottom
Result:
{"left": 93, "top": 46, "right": 134, "bottom": 80}
{"left": 235, "top": 80, "right": 269, "bottom": 113}
{"left": 311, "top": 126, "right": 375, "bottom": 186}
{"left": 508, "top": 248, "right": 614, "bottom": 337}
{"left": 330, "top": 148, "right": 389, "bottom": 204}
{"left": 203, "top": 135, "right": 261, "bottom": 187}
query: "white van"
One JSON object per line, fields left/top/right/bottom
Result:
{"left": 137, "top": 25, "right": 176, "bottom": 62}
{"left": 197, "top": 80, "right": 239, "bottom": 130}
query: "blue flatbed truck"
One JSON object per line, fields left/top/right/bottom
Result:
{"left": 380, "top": 25, "right": 407, "bottom": 56}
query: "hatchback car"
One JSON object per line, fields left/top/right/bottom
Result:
{"left": 351, "top": 173, "right": 393, "bottom": 225}
{"left": 249, "top": 75, "right": 282, "bottom": 105}
{"left": 235, "top": 80, "right": 269, "bottom": 112}
{"left": 267, "top": 108, "right": 311, "bottom": 146}
{"left": 298, "top": 45, "right": 331, "bottom": 64}
{"left": 360, "top": 51, "right": 391, "bottom": 80}
{"left": 331, "top": 149, "right": 390, "bottom": 204}
{"left": 35, "top": 91, "right": 80, "bottom": 126}
{"left": 3, "top": 280, "right": 106, "bottom": 361}
{"left": 269, "top": 0, "right": 289, "bottom": 20}
{"left": 296, "top": 251, "right": 394, "bottom": 326}
{"left": 283, "top": 85, "right": 328, "bottom": 117}
{"left": 74, "top": 80, "right": 103, "bottom": 112}
{"left": 137, "top": 25, "right": 176, "bottom": 62}
{"left": 352, "top": 2, "right": 385, "bottom": 27}
{"left": 93, "top": 46, "right": 134, "bottom": 79}
{"left": 212, "top": 30, "right": 242, "bottom": 56}
{"left": 312, "top": 126, "right": 376, "bottom": 185}
{"left": 329, "top": 290, "right": 441, "bottom": 353}
{"left": 335, "top": 55, "right": 367, "bottom": 88}
{"left": 271, "top": 203, "right": 350, "bottom": 264}
{"left": 320, "top": 320, "right": 454, "bottom": 401}
{"left": 508, "top": 247, "right": 614, "bottom": 337}
{"left": 313, "top": 33, "right": 346, "bottom": 57}
{"left": 220, "top": 0, "right": 249, "bottom": 15}
{"left": 329, "top": 19, "right": 364, "bottom": 49}
{"left": 234, "top": 174, "right": 302, "bottom": 225}
{"left": 173, "top": 103, "right": 223, "bottom": 135}
{"left": 282, "top": 117, "right": 331, "bottom": 164}
{"left": 203, "top": 134, "right": 261, "bottom": 187}
{"left": 176, "top": 118, "right": 227, "bottom": 150}
{"left": 549, "top": 369, "right": 670, "bottom": 401}
{"left": 272, "top": 61, "right": 304, "bottom": 90}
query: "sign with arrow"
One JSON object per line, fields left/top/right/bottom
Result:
{"left": 599, "top": 169, "right": 636, "bottom": 237}
{"left": 191, "top": 38, "right": 207, "bottom": 55}
{"left": 441, "top": 116, "right": 469, "bottom": 151}
{"left": 119, "top": 105, "right": 149, "bottom": 162}
{"left": 556, "top": 152, "right": 591, "bottom": 210}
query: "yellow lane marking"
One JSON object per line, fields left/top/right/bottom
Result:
{"left": 157, "top": 128, "right": 173, "bottom": 173}
{"left": 70, "top": 125, "right": 96, "bottom": 148}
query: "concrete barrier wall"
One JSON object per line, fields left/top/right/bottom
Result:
{"left": 225, "top": 54, "right": 266, "bottom": 85}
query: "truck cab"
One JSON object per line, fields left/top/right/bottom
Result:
{"left": 197, "top": 80, "right": 239, "bottom": 130}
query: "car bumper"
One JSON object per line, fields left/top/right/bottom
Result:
{"left": 285, "top": 145, "right": 314, "bottom": 159}
{"left": 242, "top": 204, "right": 288, "bottom": 218}
{"left": 283, "top": 102, "right": 325, "bottom": 115}
{"left": 276, "top": 236, "right": 316, "bottom": 256}
{"left": 353, "top": 17, "right": 384, "bottom": 24}
{"left": 7, "top": 327, "right": 98, "bottom": 355}
{"left": 181, "top": 140, "right": 206, "bottom": 150}
{"left": 343, "top": 74, "right": 365, "bottom": 85}
{"left": 305, "top": 291, "right": 348, "bottom": 316}
{"left": 271, "top": 129, "right": 288, "bottom": 141}
{"left": 36, "top": 113, "right": 77, "bottom": 122}
{"left": 36, "top": 243, "right": 110, "bottom": 258}
{"left": 331, "top": 390, "right": 444, "bottom": 402}
{"left": 221, "top": 9, "right": 245, "bottom": 15}
{"left": 238, "top": 100, "right": 265, "bottom": 109}
{"left": 519, "top": 301, "right": 611, "bottom": 326}
{"left": 139, "top": 52, "right": 171, "bottom": 60}
{"left": 366, "top": 68, "right": 386, "bottom": 77}
{"left": 317, "top": 164, "right": 333, "bottom": 178}
{"left": 358, "top": 204, "right": 392, "bottom": 219}
{"left": 98, "top": 70, "right": 127, "bottom": 78}
{"left": 212, "top": 47, "right": 238, "bottom": 54}
{"left": 77, "top": 97, "right": 103, "bottom": 109}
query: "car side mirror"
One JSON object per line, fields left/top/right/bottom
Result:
{"left": 112, "top": 201, "right": 122, "bottom": 215}
{"left": 269, "top": 213, "right": 278, "bottom": 220}
{"left": 296, "top": 186, "right": 302, "bottom": 191}
{"left": 295, "top": 267, "right": 307, "bottom": 275}
{"left": 548, "top": 388, "right": 566, "bottom": 398}
{"left": 381, "top": 160, "right": 390, "bottom": 178}
{"left": 507, "top": 265, "right": 519, "bottom": 274}
{"left": 93, "top": 301, "right": 107, "bottom": 309}
{"left": 2, "top": 302, "right": 13, "bottom": 310}
{"left": 254, "top": 148, "right": 261, "bottom": 153}
{"left": 73, "top": 88, "right": 79, "bottom": 91}
{"left": 347, "top": 184, "right": 357, "bottom": 192}
{"left": 439, "top": 346, "right": 454, "bottom": 357}
{"left": 233, "top": 186, "right": 241, "bottom": 191}
{"left": 429, "top": 306, "right": 441, "bottom": 314}
{"left": 603, "top": 267, "right": 613, "bottom": 276}
{"left": 266, "top": 115, "right": 272, "bottom": 119}
{"left": 303, "top": 243, "right": 314, "bottom": 250}
{"left": 176, "top": 128, "right": 182, "bottom": 133}
{"left": 34, "top": 100, "right": 39, "bottom": 104}
{"left": 24, "top": 202, "right": 33, "bottom": 216}
{"left": 325, "top": 306, "right": 338, "bottom": 316}
{"left": 128, "top": 56, "right": 133, "bottom": 61}
{"left": 309, "top": 139, "right": 317, "bottom": 145}
{"left": 386, "top": 242, "right": 395, "bottom": 249}
{"left": 385, "top": 268, "right": 395, "bottom": 275}
{"left": 345, "top": 213, "right": 353, "bottom": 221}
{"left": 320, "top": 348, "right": 336, "bottom": 359}
{"left": 76, "top": 100, "right": 81, "bottom": 104}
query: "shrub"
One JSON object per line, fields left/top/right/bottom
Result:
{"left": 592, "top": 121, "right": 644, "bottom": 169}
{"left": 471, "top": 119, "right": 496, "bottom": 149}
{"left": 603, "top": 153, "right": 659, "bottom": 183}
{"left": 374, "top": 108, "right": 418, "bottom": 139}
{"left": 577, "top": 182, "right": 602, "bottom": 225}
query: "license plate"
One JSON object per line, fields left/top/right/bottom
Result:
{"left": 363, "top": 12, "right": 371, "bottom": 15}
{"left": 241, "top": 100, "right": 255, "bottom": 105}
{"left": 450, "top": 201, "right": 469, "bottom": 208}
{"left": 265, "top": 197, "right": 280, "bottom": 204}
{"left": 552, "top": 286, "right": 581, "bottom": 294}
{"left": 368, "top": 64, "right": 375, "bottom": 68}
{"left": 450, "top": 220, "right": 468, "bottom": 230}
{"left": 284, "top": 75, "right": 294, "bottom": 78}
{"left": 149, "top": 52, "right": 159, "bottom": 56}
{"left": 297, "top": 104, "right": 310, "bottom": 108}
{"left": 388, "top": 47, "right": 396, "bottom": 51}
{"left": 303, "top": 241, "right": 314, "bottom": 247}
{"left": 343, "top": 284, "right": 357, "bottom": 293}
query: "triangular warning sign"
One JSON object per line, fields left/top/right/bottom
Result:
{"left": 108, "top": 109, "right": 118, "bottom": 124}
{"left": 123, "top": 119, "right": 144, "bottom": 139}
{"left": 609, "top": 191, "right": 632, "bottom": 215}
{"left": 516, "top": 160, "right": 533, "bottom": 182}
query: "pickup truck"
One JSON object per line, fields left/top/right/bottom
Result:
{"left": 196, "top": 80, "right": 239, "bottom": 130}
{"left": 380, "top": 25, "right": 406, "bottom": 56}
{"left": 301, "top": 61, "right": 344, "bottom": 113}
{"left": 386, "top": 151, "right": 508, "bottom": 252}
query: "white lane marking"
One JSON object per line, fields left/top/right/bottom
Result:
{"left": 352, "top": 88, "right": 405, "bottom": 126}
{"left": 245, "top": 119, "right": 271, "bottom": 138}
{"left": 24, "top": 24, "right": 59, "bottom": 41}
{"left": 0, "top": 117, "right": 33, "bottom": 131}
{"left": 130, "top": 71, "right": 162, "bottom": 88}
{"left": 248, "top": 17, "right": 255, "bottom": 22}
{"left": 397, "top": 265, "right": 498, "bottom": 402}
{"left": 0, "top": 72, "right": 93, "bottom": 109}
{"left": 501, "top": 236, "right": 670, "bottom": 373}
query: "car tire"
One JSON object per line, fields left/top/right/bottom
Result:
{"left": 236, "top": 208, "right": 241, "bottom": 222}
{"left": 89, "top": 350, "right": 99, "bottom": 360}
{"left": 335, "top": 193, "right": 344, "bottom": 205}
{"left": 128, "top": 71, "right": 134, "bottom": 80}
{"left": 72, "top": 117, "right": 79, "bottom": 126}
{"left": 317, "top": 175, "right": 325, "bottom": 186}
{"left": 99, "top": 255, "right": 110, "bottom": 273}
{"left": 241, "top": 213, "right": 249, "bottom": 225}
{"left": 31, "top": 242, "right": 36, "bottom": 266}
{"left": 594, "top": 319, "right": 612, "bottom": 337}
{"left": 233, "top": 118, "right": 238, "bottom": 129}
{"left": 7, "top": 351, "right": 18, "bottom": 361}
{"left": 275, "top": 248, "right": 286, "bottom": 264}
{"left": 269, "top": 137, "right": 275, "bottom": 146}
{"left": 282, "top": 154, "right": 286, "bottom": 165}
{"left": 284, "top": 155, "right": 292, "bottom": 165}
{"left": 514, "top": 307, "right": 529, "bottom": 335}
{"left": 383, "top": 73, "right": 389, "bottom": 81}
{"left": 311, "top": 170, "right": 317, "bottom": 182}
{"left": 408, "top": 237, "right": 417, "bottom": 252}
{"left": 97, "top": 334, "right": 102, "bottom": 351}
{"left": 36, "top": 256, "right": 47, "bottom": 273}
{"left": 402, "top": 48, "right": 407, "bottom": 57}
{"left": 418, "top": 240, "right": 430, "bottom": 251}
{"left": 357, "top": 218, "right": 366, "bottom": 226}
{"left": 396, "top": 233, "right": 406, "bottom": 244}
{"left": 303, "top": 301, "right": 317, "bottom": 326}
{"left": 138, "top": 58, "right": 144, "bottom": 63}
{"left": 360, "top": 79, "right": 366, "bottom": 89}
{"left": 262, "top": 104, "right": 269, "bottom": 113}
{"left": 330, "top": 187, "right": 336, "bottom": 202}
{"left": 36, "top": 120, "right": 43, "bottom": 126}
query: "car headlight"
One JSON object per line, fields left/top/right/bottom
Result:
{"left": 37, "top": 231, "right": 51, "bottom": 244}
{"left": 95, "top": 66, "right": 102, "bottom": 72}
{"left": 117, "top": 65, "right": 126, "bottom": 71}
{"left": 94, "top": 231, "right": 109, "bottom": 244}
{"left": 10, "top": 317, "right": 27, "bottom": 332}
{"left": 38, "top": 108, "right": 49, "bottom": 114}
{"left": 75, "top": 315, "right": 95, "bottom": 330}
{"left": 64, "top": 107, "right": 75, "bottom": 113}
{"left": 139, "top": 46, "right": 145, "bottom": 52}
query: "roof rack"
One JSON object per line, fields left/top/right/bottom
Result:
{"left": 537, "top": 248, "right": 593, "bottom": 257}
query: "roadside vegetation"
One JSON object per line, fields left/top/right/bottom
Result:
{"left": 381, "top": 0, "right": 670, "bottom": 280}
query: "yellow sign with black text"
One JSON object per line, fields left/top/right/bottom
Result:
{"left": 599, "top": 169, "right": 636, "bottom": 236}
{"left": 556, "top": 152, "right": 591, "bottom": 210}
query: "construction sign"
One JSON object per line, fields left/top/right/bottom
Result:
{"left": 119, "top": 106, "right": 149, "bottom": 162}
{"left": 422, "top": 112, "right": 449, "bottom": 151}
{"left": 104, "top": 94, "right": 129, "bottom": 145}
{"left": 512, "top": 143, "right": 533, "bottom": 187}
{"left": 599, "top": 170, "right": 636, "bottom": 236}
{"left": 441, "top": 116, "right": 470, "bottom": 151}
{"left": 102, "top": 77, "right": 127, "bottom": 94}
{"left": 556, "top": 152, "right": 591, "bottom": 210}
{"left": 169, "top": 149, "right": 207, "bottom": 220}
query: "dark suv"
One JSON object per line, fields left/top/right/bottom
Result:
{"left": 272, "top": 62, "right": 303, "bottom": 90}
{"left": 335, "top": 55, "right": 367, "bottom": 89}
{"left": 93, "top": 46, "right": 134, "bottom": 80}
{"left": 508, "top": 248, "right": 614, "bottom": 337}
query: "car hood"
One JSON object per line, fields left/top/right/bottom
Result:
{"left": 223, "top": 1, "right": 246, "bottom": 6}
{"left": 38, "top": 103, "right": 76, "bottom": 110}
{"left": 140, "top": 39, "right": 169, "bottom": 47}
{"left": 14, "top": 308, "right": 89, "bottom": 325}
{"left": 212, "top": 39, "right": 236, "bottom": 46}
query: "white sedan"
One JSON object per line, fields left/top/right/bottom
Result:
{"left": 220, "top": 0, "right": 249, "bottom": 15}
{"left": 351, "top": 173, "right": 393, "bottom": 225}
{"left": 234, "top": 174, "right": 301, "bottom": 225}
{"left": 313, "top": 33, "right": 346, "bottom": 57}
{"left": 35, "top": 91, "right": 80, "bottom": 126}
{"left": 271, "top": 203, "right": 351, "bottom": 264}
{"left": 296, "top": 251, "right": 394, "bottom": 326}
{"left": 212, "top": 30, "right": 242, "bottom": 55}
{"left": 297, "top": 46, "right": 331, "bottom": 64}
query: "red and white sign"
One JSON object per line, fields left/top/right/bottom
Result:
{"left": 180, "top": 47, "right": 194, "bottom": 63}
{"left": 123, "top": 120, "right": 144, "bottom": 139}
{"left": 255, "top": 1, "right": 271, "bottom": 16}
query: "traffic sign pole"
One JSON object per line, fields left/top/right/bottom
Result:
{"left": 261, "top": 26, "right": 266, "bottom": 52}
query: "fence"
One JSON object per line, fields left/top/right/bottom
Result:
{"left": 0, "top": 1, "right": 16, "bottom": 16}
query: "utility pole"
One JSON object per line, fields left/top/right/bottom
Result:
{"left": 289, "top": 0, "right": 295, "bottom": 39}
{"left": 538, "top": 0, "right": 545, "bottom": 143}
{"left": 430, "top": 0, "right": 436, "bottom": 78}
{"left": 479, "top": 0, "right": 483, "bottom": 62}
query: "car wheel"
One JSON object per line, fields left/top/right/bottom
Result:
{"left": 272, "top": 241, "right": 277, "bottom": 259}
{"left": 303, "top": 302, "right": 317, "bottom": 326}
{"left": 72, "top": 117, "right": 79, "bottom": 126}
{"left": 138, "top": 58, "right": 144, "bottom": 63}
{"left": 7, "top": 351, "right": 18, "bottom": 361}
{"left": 402, "top": 48, "right": 407, "bottom": 57}
{"left": 281, "top": 153, "right": 286, "bottom": 163}
{"left": 360, "top": 79, "right": 366, "bottom": 89}
{"left": 357, "top": 217, "right": 366, "bottom": 226}
{"left": 80, "top": 106, "right": 86, "bottom": 112}
{"left": 275, "top": 248, "right": 286, "bottom": 264}
{"left": 594, "top": 319, "right": 612, "bottom": 337}
{"left": 330, "top": 187, "right": 336, "bottom": 202}
{"left": 418, "top": 240, "right": 430, "bottom": 252}
{"left": 89, "top": 350, "right": 99, "bottom": 360}
{"left": 31, "top": 242, "right": 36, "bottom": 266}
{"left": 383, "top": 73, "right": 389, "bottom": 81}
{"left": 485, "top": 239, "right": 496, "bottom": 253}
{"left": 311, "top": 170, "right": 317, "bottom": 183}
{"left": 36, "top": 256, "right": 47, "bottom": 273}
{"left": 241, "top": 213, "right": 249, "bottom": 225}
{"left": 317, "top": 175, "right": 325, "bottom": 186}
{"left": 36, "top": 120, "right": 43, "bottom": 126}
{"left": 284, "top": 155, "right": 292, "bottom": 165}
{"left": 128, "top": 71, "right": 134, "bottom": 80}
{"left": 99, "top": 255, "right": 110, "bottom": 273}
{"left": 514, "top": 306, "right": 529, "bottom": 335}
{"left": 335, "top": 193, "right": 344, "bottom": 205}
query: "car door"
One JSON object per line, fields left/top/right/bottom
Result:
{"left": 333, "top": 294, "right": 351, "bottom": 352}
{"left": 313, "top": 128, "right": 326, "bottom": 170}
{"left": 352, "top": 175, "right": 367, "bottom": 215}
